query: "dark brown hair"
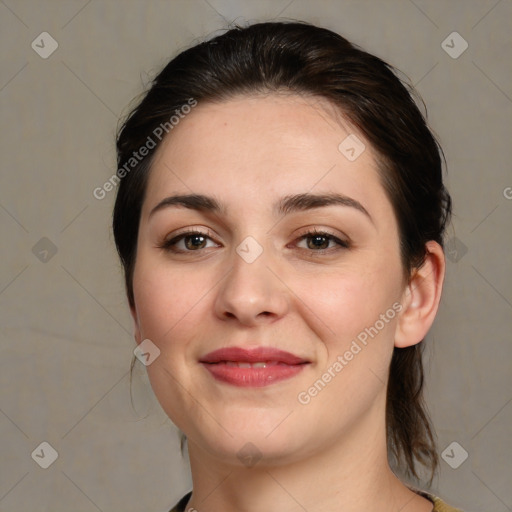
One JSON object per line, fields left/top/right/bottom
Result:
{"left": 114, "top": 21, "right": 451, "bottom": 482}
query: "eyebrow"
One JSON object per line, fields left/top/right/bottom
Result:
{"left": 276, "top": 193, "right": 372, "bottom": 221}
{"left": 148, "top": 192, "right": 372, "bottom": 223}
{"left": 149, "top": 194, "right": 224, "bottom": 218}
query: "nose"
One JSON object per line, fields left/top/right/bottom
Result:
{"left": 214, "top": 245, "right": 290, "bottom": 326}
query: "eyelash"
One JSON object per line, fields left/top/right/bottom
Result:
{"left": 294, "top": 228, "right": 350, "bottom": 252}
{"left": 158, "top": 228, "right": 350, "bottom": 255}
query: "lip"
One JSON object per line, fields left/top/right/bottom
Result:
{"left": 199, "top": 347, "right": 310, "bottom": 387}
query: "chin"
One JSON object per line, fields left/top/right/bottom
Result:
{"left": 186, "top": 416, "right": 317, "bottom": 469}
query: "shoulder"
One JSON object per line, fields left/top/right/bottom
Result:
{"left": 431, "top": 495, "right": 464, "bottom": 512}
{"left": 417, "top": 490, "right": 463, "bottom": 512}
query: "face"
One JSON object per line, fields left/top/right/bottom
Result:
{"left": 131, "top": 94, "right": 408, "bottom": 467}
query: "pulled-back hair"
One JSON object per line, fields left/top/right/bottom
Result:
{"left": 113, "top": 21, "right": 451, "bottom": 482}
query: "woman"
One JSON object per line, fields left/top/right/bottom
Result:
{"left": 113, "top": 21, "right": 460, "bottom": 512}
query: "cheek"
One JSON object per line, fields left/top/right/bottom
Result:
{"left": 132, "top": 257, "right": 211, "bottom": 342}
{"left": 294, "top": 268, "right": 400, "bottom": 413}
{"left": 294, "top": 262, "right": 401, "bottom": 343}
{"left": 131, "top": 259, "right": 215, "bottom": 426}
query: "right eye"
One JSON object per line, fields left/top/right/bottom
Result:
{"left": 158, "top": 229, "right": 220, "bottom": 253}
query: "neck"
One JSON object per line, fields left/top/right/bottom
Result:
{"left": 183, "top": 402, "right": 431, "bottom": 512}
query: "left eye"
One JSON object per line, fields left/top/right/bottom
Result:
{"left": 295, "top": 232, "right": 349, "bottom": 251}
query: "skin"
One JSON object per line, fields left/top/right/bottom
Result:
{"left": 130, "top": 93, "right": 445, "bottom": 512}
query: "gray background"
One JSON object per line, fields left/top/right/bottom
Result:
{"left": 1, "top": 1, "right": 511, "bottom": 511}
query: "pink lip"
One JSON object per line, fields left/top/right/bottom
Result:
{"left": 199, "top": 347, "right": 310, "bottom": 387}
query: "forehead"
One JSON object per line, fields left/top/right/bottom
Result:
{"left": 142, "top": 93, "right": 390, "bottom": 221}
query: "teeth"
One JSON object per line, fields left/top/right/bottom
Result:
{"left": 220, "top": 361, "right": 282, "bottom": 368}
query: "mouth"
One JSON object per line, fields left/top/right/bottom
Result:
{"left": 199, "top": 346, "right": 310, "bottom": 387}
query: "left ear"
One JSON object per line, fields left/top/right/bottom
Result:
{"left": 394, "top": 241, "right": 446, "bottom": 348}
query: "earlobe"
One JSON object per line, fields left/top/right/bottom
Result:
{"left": 394, "top": 241, "right": 446, "bottom": 348}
